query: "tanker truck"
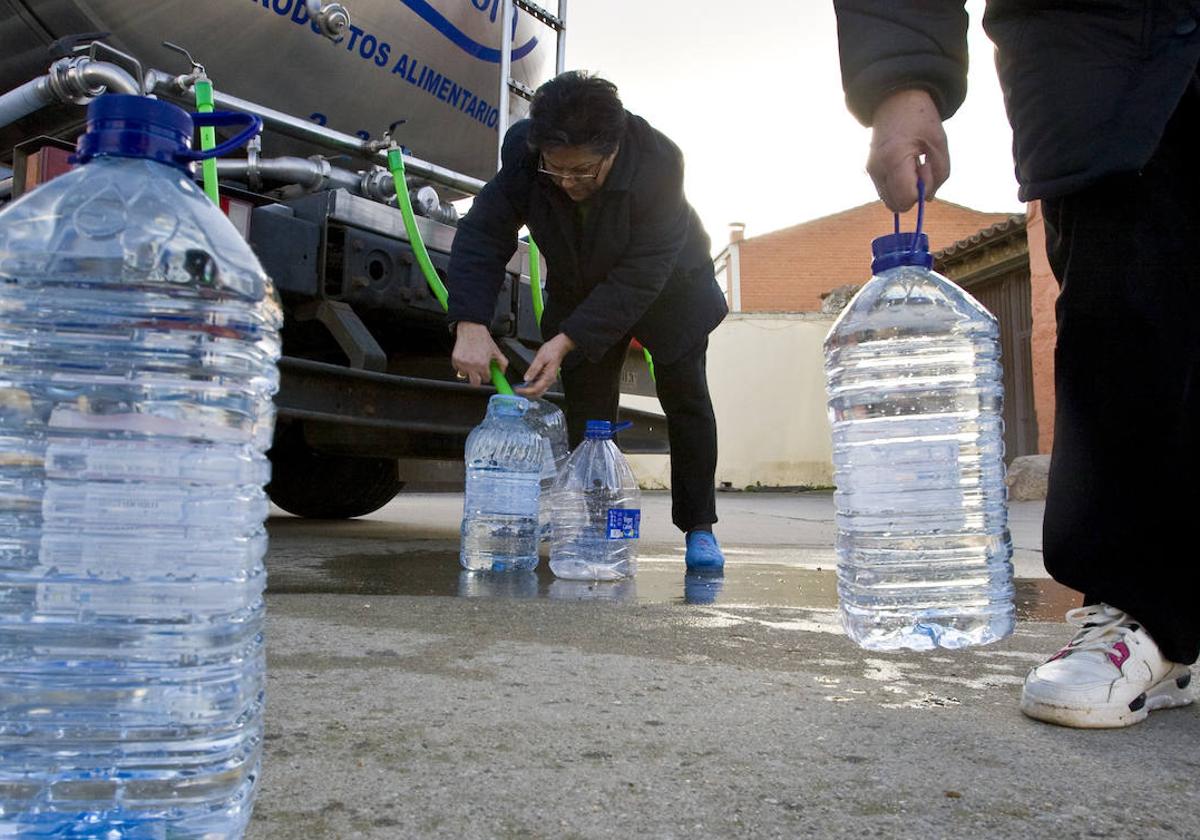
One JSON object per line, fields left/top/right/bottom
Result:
{"left": 0, "top": 0, "right": 667, "bottom": 518}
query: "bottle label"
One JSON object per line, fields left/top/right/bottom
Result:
{"left": 606, "top": 508, "right": 640, "bottom": 540}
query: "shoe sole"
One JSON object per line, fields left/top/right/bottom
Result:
{"left": 1020, "top": 667, "right": 1194, "bottom": 729}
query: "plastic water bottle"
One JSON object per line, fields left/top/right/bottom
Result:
{"left": 523, "top": 398, "right": 569, "bottom": 541}
{"left": 823, "top": 216, "right": 1015, "bottom": 651}
{"left": 460, "top": 394, "right": 543, "bottom": 571}
{"left": 550, "top": 420, "right": 641, "bottom": 581}
{"left": 0, "top": 95, "right": 279, "bottom": 837}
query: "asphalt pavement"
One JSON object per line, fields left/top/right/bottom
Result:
{"left": 247, "top": 490, "right": 1199, "bottom": 839}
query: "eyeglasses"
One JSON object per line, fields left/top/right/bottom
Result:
{"left": 537, "top": 154, "right": 608, "bottom": 182}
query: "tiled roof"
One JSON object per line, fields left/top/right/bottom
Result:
{"left": 934, "top": 213, "right": 1027, "bottom": 261}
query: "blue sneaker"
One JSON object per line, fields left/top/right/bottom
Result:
{"left": 685, "top": 530, "right": 725, "bottom": 570}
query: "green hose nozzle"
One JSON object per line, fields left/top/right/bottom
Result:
{"left": 194, "top": 77, "right": 220, "bottom": 205}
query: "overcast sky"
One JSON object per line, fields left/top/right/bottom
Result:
{"left": 566, "top": 0, "right": 1021, "bottom": 249}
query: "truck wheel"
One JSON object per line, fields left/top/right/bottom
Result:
{"left": 267, "top": 440, "right": 404, "bottom": 519}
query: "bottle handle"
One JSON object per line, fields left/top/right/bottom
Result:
{"left": 614, "top": 421, "right": 633, "bottom": 433}
{"left": 181, "top": 111, "right": 263, "bottom": 162}
{"left": 892, "top": 177, "right": 926, "bottom": 254}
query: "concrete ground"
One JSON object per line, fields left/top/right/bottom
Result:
{"left": 248, "top": 491, "right": 1198, "bottom": 839}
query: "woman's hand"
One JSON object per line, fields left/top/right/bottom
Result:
{"left": 516, "top": 332, "right": 576, "bottom": 399}
{"left": 451, "top": 321, "right": 508, "bottom": 386}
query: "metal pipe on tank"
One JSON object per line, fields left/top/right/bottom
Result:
{"left": 216, "top": 154, "right": 456, "bottom": 223}
{"left": 217, "top": 156, "right": 325, "bottom": 192}
{"left": 215, "top": 155, "right": 395, "bottom": 203}
{"left": 412, "top": 185, "right": 459, "bottom": 226}
{"left": 75, "top": 59, "right": 141, "bottom": 97}
{"left": 146, "top": 71, "right": 486, "bottom": 196}
{"left": 557, "top": 0, "right": 568, "bottom": 74}
{"left": 497, "top": 0, "right": 515, "bottom": 172}
{"left": 0, "top": 78, "right": 55, "bottom": 130}
{"left": 0, "top": 58, "right": 138, "bottom": 130}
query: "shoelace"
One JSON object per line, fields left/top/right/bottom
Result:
{"left": 1055, "top": 604, "right": 1137, "bottom": 664}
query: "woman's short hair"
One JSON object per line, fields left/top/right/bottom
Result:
{"left": 527, "top": 71, "right": 626, "bottom": 155}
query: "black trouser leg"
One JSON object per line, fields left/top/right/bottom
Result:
{"left": 651, "top": 339, "right": 718, "bottom": 533}
{"left": 560, "top": 338, "right": 719, "bottom": 534}
{"left": 1040, "top": 77, "right": 1200, "bottom": 664}
{"left": 560, "top": 341, "right": 626, "bottom": 450}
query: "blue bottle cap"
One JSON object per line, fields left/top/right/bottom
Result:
{"left": 871, "top": 232, "right": 934, "bottom": 273}
{"left": 585, "top": 419, "right": 614, "bottom": 439}
{"left": 75, "top": 94, "right": 195, "bottom": 172}
{"left": 584, "top": 419, "right": 633, "bottom": 439}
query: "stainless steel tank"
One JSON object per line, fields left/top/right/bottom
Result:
{"left": 0, "top": 0, "right": 554, "bottom": 180}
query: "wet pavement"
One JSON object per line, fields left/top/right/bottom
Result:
{"left": 248, "top": 491, "right": 1199, "bottom": 839}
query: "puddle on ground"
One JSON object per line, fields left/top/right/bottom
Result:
{"left": 265, "top": 528, "right": 1081, "bottom": 620}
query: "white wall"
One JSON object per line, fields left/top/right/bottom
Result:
{"left": 623, "top": 313, "right": 836, "bottom": 490}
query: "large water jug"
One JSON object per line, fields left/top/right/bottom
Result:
{"left": 823, "top": 208, "right": 1014, "bottom": 651}
{"left": 0, "top": 95, "right": 280, "bottom": 837}
{"left": 523, "top": 398, "right": 569, "bottom": 541}
{"left": 459, "top": 394, "right": 543, "bottom": 571}
{"left": 550, "top": 420, "right": 641, "bottom": 581}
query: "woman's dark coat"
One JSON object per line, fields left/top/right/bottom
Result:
{"left": 447, "top": 114, "right": 727, "bottom": 367}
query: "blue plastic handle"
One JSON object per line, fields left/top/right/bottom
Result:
{"left": 892, "top": 178, "right": 926, "bottom": 234}
{"left": 181, "top": 111, "right": 263, "bottom": 162}
{"left": 892, "top": 178, "right": 927, "bottom": 254}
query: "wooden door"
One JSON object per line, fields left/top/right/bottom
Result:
{"left": 965, "top": 269, "right": 1039, "bottom": 461}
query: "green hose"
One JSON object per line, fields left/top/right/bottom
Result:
{"left": 528, "top": 238, "right": 544, "bottom": 325}
{"left": 194, "top": 77, "right": 220, "bottom": 205}
{"left": 386, "top": 147, "right": 513, "bottom": 395}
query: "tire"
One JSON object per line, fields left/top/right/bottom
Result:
{"left": 267, "top": 438, "right": 405, "bottom": 519}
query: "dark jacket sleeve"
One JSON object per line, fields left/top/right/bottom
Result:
{"left": 559, "top": 143, "right": 690, "bottom": 363}
{"left": 446, "top": 123, "right": 533, "bottom": 327}
{"left": 834, "top": 0, "right": 970, "bottom": 126}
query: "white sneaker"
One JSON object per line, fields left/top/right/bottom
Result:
{"left": 1020, "top": 604, "right": 1194, "bottom": 729}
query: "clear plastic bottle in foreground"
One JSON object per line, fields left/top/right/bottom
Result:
{"left": 523, "top": 398, "right": 570, "bottom": 542}
{"left": 823, "top": 229, "right": 1014, "bottom": 651}
{"left": 0, "top": 95, "right": 281, "bottom": 837}
{"left": 460, "top": 394, "right": 543, "bottom": 571}
{"left": 550, "top": 420, "right": 641, "bottom": 581}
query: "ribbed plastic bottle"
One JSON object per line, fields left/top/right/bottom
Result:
{"left": 0, "top": 95, "right": 280, "bottom": 837}
{"left": 550, "top": 420, "right": 641, "bottom": 581}
{"left": 523, "top": 398, "right": 569, "bottom": 541}
{"left": 823, "top": 222, "right": 1015, "bottom": 651}
{"left": 459, "top": 394, "right": 543, "bottom": 571}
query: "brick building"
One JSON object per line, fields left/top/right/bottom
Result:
{"left": 715, "top": 200, "right": 1013, "bottom": 313}
{"left": 713, "top": 201, "right": 1058, "bottom": 462}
